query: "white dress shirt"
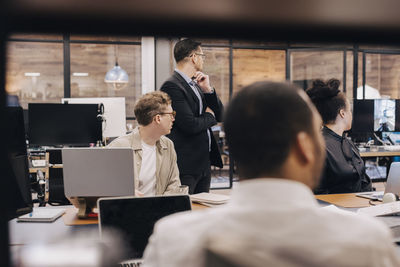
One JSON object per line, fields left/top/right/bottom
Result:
{"left": 143, "top": 179, "right": 400, "bottom": 267}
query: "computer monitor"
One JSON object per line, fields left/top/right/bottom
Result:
{"left": 352, "top": 100, "right": 374, "bottom": 134}
{"left": 352, "top": 99, "right": 400, "bottom": 135}
{"left": 62, "top": 97, "right": 126, "bottom": 138}
{"left": 5, "top": 107, "right": 33, "bottom": 220}
{"left": 6, "top": 107, "right": 27, "bottom": 156}
{"left": 374, "top": 99, "right": 396, "bottom": 132}
{"left": 28, "top": 103, "right": 102, "bottom": 146}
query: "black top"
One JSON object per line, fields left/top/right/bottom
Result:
{"left": 315, "top": 127, "right": 372, "bottom": 194}
{"left": 161, "top": 71, "right": 224, "bottom": 175}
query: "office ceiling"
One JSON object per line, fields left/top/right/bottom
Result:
{"left": 2, "top": 0, "right": 400, "bottom": 43}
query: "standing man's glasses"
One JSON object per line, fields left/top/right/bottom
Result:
{"left": 159, "top": 111, "right": 176, "bottom": 118}
{"left": 191, "top": 53, "right": 206, "bottom": 59}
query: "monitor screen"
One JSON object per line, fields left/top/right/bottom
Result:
{"left": 352, "top": 100, "right": 374, "bottom": 133}
{"left": 28, "top": 103, "right": 102, "bottom": 146}
{"left": 374, "top": 99, "right": 396, "bottom": 131}
{"left": 62, "top": 97, "right": 126, "bottom": 138}
{"left": 98, "top": 196, "right": 191, "bottom": 259}
{"left": 6, "top": 107, "right": 27, "bottom": 156}
{"left": 5, "top": 107, "right": 32, "bottom": 220}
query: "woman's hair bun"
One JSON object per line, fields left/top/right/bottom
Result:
{"left": 307, "top": 79, "right": 340, "bottom": 101}
{"left": 311, "top": 79, "right": 326, "bottom": 89}
{"left": 327, "top": 79, "right": 340, "bottom": 91}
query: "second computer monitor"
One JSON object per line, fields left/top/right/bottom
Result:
{"left": 62, "top": 97, "right": 126, "bottom": 138}
{"left": 29, "top": 103, "right": 102, "bottom": 146}
{"left": 352, "top": 99, "right": 400, "bottom": 133}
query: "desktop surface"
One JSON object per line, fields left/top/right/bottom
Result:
{"left": 9, "top": 193, "right": 400, "bottom": 266}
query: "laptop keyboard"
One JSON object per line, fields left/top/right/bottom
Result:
{"left": 119, "top": 260, "right": 143, "bottom": 267}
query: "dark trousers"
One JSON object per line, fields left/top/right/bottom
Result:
{"left": 180, "top": 168, "right": 211, "bottom": 194}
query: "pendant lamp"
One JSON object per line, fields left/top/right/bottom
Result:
{"left": 105, "top": 45, "right": 129, "bottom": 90}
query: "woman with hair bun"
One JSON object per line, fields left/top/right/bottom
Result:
{"left": 306, "top": 79, "right": 372, "bottom": 194}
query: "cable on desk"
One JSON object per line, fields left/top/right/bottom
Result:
{"left": 369, "top": 200, "right": 379, "bottom": 206}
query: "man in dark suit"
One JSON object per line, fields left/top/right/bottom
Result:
{"left": 160, "top": 38, "right": 223, "bottom": 194}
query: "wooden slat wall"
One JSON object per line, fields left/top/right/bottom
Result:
{"left": 233, "top": 49, "right": 286, "bottom": 95}
{"left": 5, "top": 41, "right": 142, "bottom": 117}
{"left": 6, "top": 36, "right": 400, "bottom": 115}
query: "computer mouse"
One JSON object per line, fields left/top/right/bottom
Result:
{"left": 382, "top": 193, "right": 399, "bottom": 203}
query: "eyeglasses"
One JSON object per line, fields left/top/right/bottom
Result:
{"left": 158, "top": 111, "right": 176, "bottom": 118}
{"left": 191, "top": 53, "right": 206, "bottom": 59}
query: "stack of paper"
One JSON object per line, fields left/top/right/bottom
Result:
{"left": 18, "top": 207, "right": 66, "bottom": 222}
{"left": 190, "top": 193, "right": 230, "bottom": 207}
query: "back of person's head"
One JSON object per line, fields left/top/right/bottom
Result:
{"left": 224, "top": 81, "right": 315, "bottom": 179}
{"left": 134, "top": 91, "right": 171, "bottom": 126}
{"left": 306, "top": 79, "right": 346, "bottom": 124}
{"left": 174, "top": 38, "right": 201, "bottom": 63}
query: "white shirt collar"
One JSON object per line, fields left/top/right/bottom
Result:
{"left": 230, "top": 178, "right": 318, "bottom": 209}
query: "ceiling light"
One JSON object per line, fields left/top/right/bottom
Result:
{"left": 73, "top": 72, "right": 89, "bottom": 77}
{"left": 104, "top": 45, "right": 129, "bottom": 90}
{"left": 24, "top": 72, "right": 40, "bottom": 77}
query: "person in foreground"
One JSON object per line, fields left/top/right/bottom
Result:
{"left": 306, "top": 79, "right": 372, "bottom": 194}
{"left": 142, "top": 81, "right": 399, "bottom": 267}
{"left": 160, "top": 38, "right": 224, "bottom": 194}
{"left": 108, "top": 91, "right": 181, "bottom": 196}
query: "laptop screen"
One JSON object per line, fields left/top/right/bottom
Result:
{"left": 62, "top": 147, "right": 135, "bottom": 198}
{"left": 98, "top": 195, "right": 191, "bottom": 259}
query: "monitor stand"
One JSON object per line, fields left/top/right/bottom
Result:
{"left": 77, "top": 197, "right": 98, "bottom": 219}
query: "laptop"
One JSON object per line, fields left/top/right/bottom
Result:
{"left": 356, "top": 162, "right": 400, "bottom": 201}
{"left": 62, "top": 147, "right": 135, "bottom": 198}
{"left": 98, "top": 195, "right": 192, "bottom": 265}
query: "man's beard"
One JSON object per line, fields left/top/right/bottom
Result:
{"left": 311, "top": 142, "right": 326, "bottom": 190}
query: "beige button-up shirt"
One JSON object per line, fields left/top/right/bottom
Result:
{"left": 108, "top": 127, "right": 181, "bottom": 195}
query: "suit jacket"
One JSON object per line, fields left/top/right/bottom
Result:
{"left": 161, "top": 71, "right": 223, "bottom": 175}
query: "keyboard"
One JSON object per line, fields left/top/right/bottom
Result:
{"left": 119, "top": 259, "right": 143, "bottom": 267}
{"left": 383, "top": 145, "right": 400, "bottom": 151}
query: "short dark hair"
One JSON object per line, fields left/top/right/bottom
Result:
{"left": 174, "top": 38, "right": 201, "bottom": 63}
{"left": 134, "top": 91, "right": 171, "bottom": 126}
{"left": 224, "top": 81, "right": 314, "bottom": 178}
{"left": 306, "top": 79, "right": 346, "bottom": 124}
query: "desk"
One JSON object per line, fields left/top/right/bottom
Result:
{"left": 316, "top": 193, "right": 371, "bottom": 208}
{"left": 8, "top": 201, "right": 209, "bottom": 265}
{"left": 360, "top": 150, "right": 400, "bottom": 157}
{"left": 9, "top": 193, "right": 400, "bottom": 265}
{"left": 9, "top": 202, "right": 208, "bottom": 244}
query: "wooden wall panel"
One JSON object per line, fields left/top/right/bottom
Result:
{"left": 202, "top": 47, "right": 230, "bottom": 105}
{"left": 233, "top": 49, "right": 286, "bottom": 95}
{"left": 6, "top": 41, "right": 64, "bottom": 109}
{"left": 366, "top": 54, "right": 400, "bottom": 99}
{"left": 5, "top": 40, "right": 142, "bottom": 118}
{"left": 291, "top": 51, "right": 344, "bottom": 90}
{"left": 70, "top": 43, "right": 142, "bottom": 117}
